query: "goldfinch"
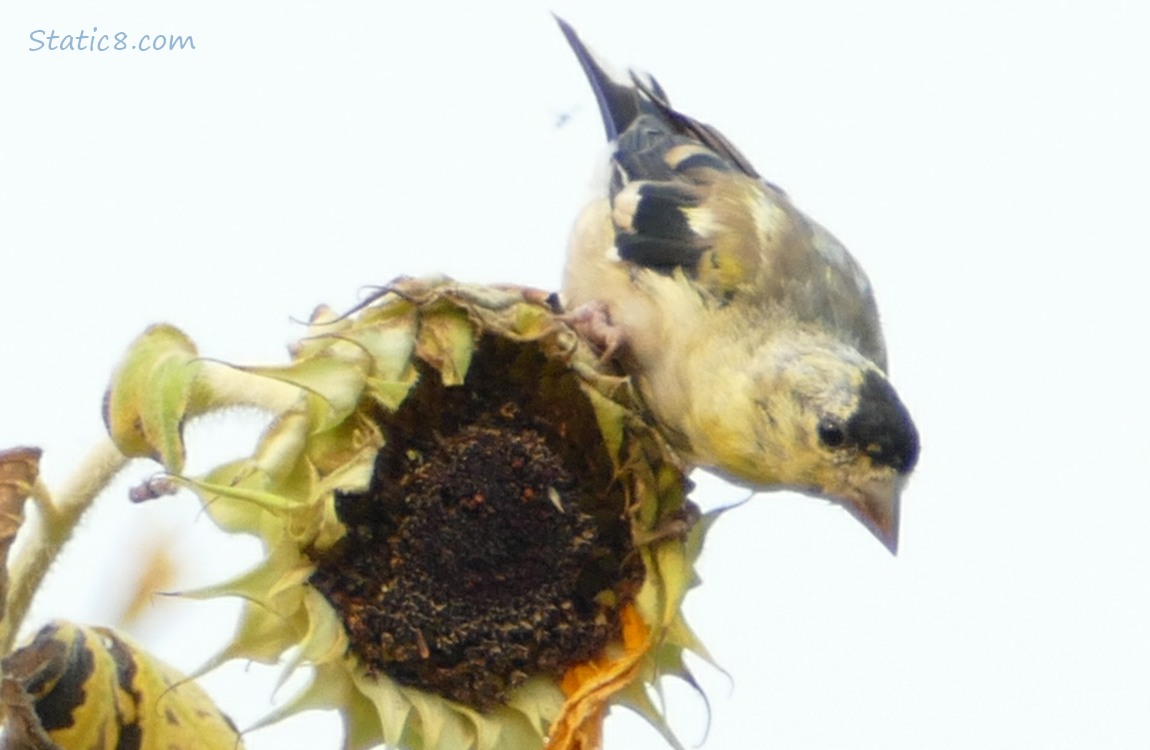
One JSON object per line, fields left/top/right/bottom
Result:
{"left": 557, "top": 18, "right": 919, "bottom": 553}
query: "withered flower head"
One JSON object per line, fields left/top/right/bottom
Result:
{"left": 104, "top": 277, "right": 716, "bottom": 750}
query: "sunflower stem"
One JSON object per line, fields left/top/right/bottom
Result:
{"left": 0, "top": 438, "right": 129, "bottom": 654}
{"left": 198, "top": 361, "right": 303, "bottom": 414}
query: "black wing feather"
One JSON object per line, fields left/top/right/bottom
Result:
{"left": 556, "top": 17, "right": 763, "bottom": 275}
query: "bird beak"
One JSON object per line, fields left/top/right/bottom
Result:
{"left": 837, "top": 471, "right": 902, "bottom": 555}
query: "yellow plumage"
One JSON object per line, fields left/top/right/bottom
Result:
{"left": 558, "top": 18, "right": 918, "bottom": 552}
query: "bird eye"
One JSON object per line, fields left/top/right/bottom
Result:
{"left": 817, "top": 418, "right": 847, "bottom": 449}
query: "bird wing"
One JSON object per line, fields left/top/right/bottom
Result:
{"left": 557, "top": 17, "right": 888, "bottom": 368}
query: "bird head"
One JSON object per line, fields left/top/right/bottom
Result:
{"left": 693, "top": 333, "right": 919, "bottom": 554}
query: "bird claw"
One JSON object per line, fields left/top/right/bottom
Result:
{"left": 560, "top": 301, "right": 625, "bottom": 363}
{"left": 633, "top": 501, "right": 701, "bottom": 546}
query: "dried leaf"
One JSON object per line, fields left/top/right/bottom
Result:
{"left": 0, "top": 446, "right": 40, "bottom": 623}
{"left": 0, "top": 621, "right": 243, "bottom": 750}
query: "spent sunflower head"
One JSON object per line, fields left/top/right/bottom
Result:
{"left": 105, "top": 277, "right": 717, "bottom": 750}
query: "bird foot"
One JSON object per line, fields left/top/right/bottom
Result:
{"left": 633, "top": 501, "right": 702, "bottom": 546}
{"left": 560, "top": 301, "right": 625, "bottom": 362}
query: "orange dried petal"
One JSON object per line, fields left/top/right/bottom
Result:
{"left": 546, "top": 605, "right": 651, "bottom": 750}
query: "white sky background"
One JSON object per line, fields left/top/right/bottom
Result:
{"left": 2, "top": 1, "right": 1149, "bottom": 748}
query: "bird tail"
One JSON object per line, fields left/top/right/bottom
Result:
{"left": 553, "top": 15, "right": 647, "bottom": 141}
{"left": 554, "top": 16, "right": 762, "bottom": 179}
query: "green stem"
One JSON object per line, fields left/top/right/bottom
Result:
{"left": 199, "top": 361, "right": 303, "bottom": 414}
{"left": 0, "top": 438, "right": 129, "bottom": 654}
